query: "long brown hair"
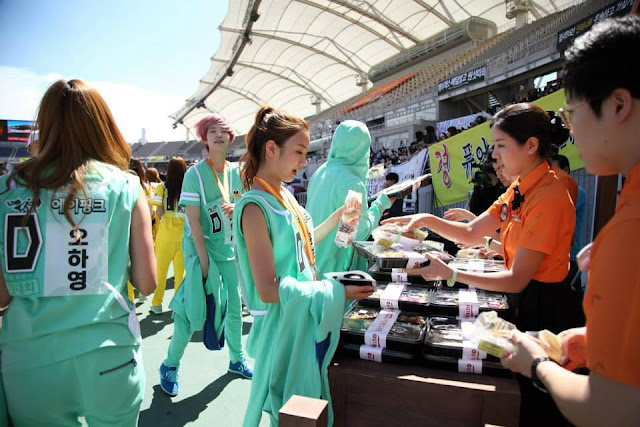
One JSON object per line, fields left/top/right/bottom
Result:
{"left": 240, "top": 105, "right": 308, "bottom": 190}
{"left": 129, "top": 158, "right": 146, "bottom": 187}
{"left": 8, "top": 79, "right": 131, "bottom": 227}
{"left": 166, "top": 157, "right": 187, "bottom": 210}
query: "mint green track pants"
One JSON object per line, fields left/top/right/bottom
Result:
{"left": 164, "top": 259, "right": 244, "bottom": 365}
{"left": 2, "top": 345, "right": 144, "bottom": 427}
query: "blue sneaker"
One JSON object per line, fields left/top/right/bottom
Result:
{"left": 159, "top": 363, "right": 179, "bottom": 396}
{"left": 229, "top": 357, "right": 253, "bottom": 379}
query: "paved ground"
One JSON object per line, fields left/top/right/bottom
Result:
{"left": 135, "top": 277, "right": 268, "bottom": 427}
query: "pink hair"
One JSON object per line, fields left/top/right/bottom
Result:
{"left": 194, "top": 114, "right": 235, "bottom": 149}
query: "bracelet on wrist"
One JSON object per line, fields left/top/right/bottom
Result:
{"left": 484, "top": 236, "right": 493, "bottom": 252}
{"left": 447, "top": 267, "right": 457, "bottom": 287}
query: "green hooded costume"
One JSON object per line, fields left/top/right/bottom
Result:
{"left": 306, "top": 120, "right": 391, "bottom": 276}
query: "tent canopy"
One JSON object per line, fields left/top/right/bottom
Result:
{"left": 171, "top": 0, "right": 581, "bottom": 135}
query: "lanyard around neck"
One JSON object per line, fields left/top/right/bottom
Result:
{"left": 254, "top": 177, "right": 316, "bottom": 272}
{"left": 206, "top": 159, "right": 230, "bottom": 203}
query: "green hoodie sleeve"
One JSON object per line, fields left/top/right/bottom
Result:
{"left": 354, "top": 190, "right": 391, "bottom": 242}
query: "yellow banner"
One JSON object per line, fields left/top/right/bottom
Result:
{"left": 429, "top": 90, "right": 582, "bottom": 207}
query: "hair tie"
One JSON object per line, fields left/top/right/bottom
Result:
{"left": 261, "top": 109, "right": 274, "bottom": 124}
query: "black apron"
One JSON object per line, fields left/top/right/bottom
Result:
{"left": 517, "top": 275, "right": 585, "bottom": 334}
{"left": 516, "top": 274, "right": 585, "bottom": 426}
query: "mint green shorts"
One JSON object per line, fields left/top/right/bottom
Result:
{"left": 2, "top": 345, "right": 144, "bottom": 427}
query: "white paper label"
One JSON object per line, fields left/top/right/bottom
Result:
{"left": 462, "top": 341, "right": 487, "bottom": 360}
{"left": 359, "top": 345, "right": 383, "bottom": 362}
{"left": 364, "top": 309, "right": 401, "bottom": 348}
{"left": 458, "top": 289, "right": 479, "bottom": 318}
{"left": 380, "top": 283, "right": 405, "bottom": 309}
{"left": 391, "top": 268, "right": 408, "bottom": 282}
{"left": 405, "top": 252, "right": 427, "bottom": 269}
{"left": 458, "top": 359, "right": 483, "bottom": 374}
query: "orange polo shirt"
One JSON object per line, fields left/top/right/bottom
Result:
{"left": 487, "top": 161, "right": 575, "bottom": 282}
{"left": 552, "top": 164, "right": 578, "bottom": 205}
{"left": 584, "top": 162, "right": 640, "bottom": 386}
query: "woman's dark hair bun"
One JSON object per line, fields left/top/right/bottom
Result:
{"left": 546, "top": 110, "right": 571, "bottom": 146}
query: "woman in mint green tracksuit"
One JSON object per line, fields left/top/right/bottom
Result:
{"left": 306, "top": 120, "right": 392, "bottom": 277}
{"left": 0, "top": 79, "right": 156, "bottom": 426}
{"left": 159, "top": 113, "right": 251, "bottom": 397}
{"left": 234, "top": 106, "right": 374, "bottom": 426}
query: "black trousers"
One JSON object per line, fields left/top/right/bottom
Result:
{"left": 515, "top": 276, "right": 585, "bottom": 426}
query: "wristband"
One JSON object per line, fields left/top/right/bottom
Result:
{"left": 484, "top": 236, "right": 493, "bottom": 252}
{"left": 531, "top": 356, "right": 552, "bottom": 393}
{"left": 447, "top": 267, "right": 457, "bottom": 287}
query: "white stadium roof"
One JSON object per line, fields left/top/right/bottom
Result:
{"left": 171, "top": 0, "right": 583, "bottom": 135}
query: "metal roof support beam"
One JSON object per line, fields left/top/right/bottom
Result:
{"left": 292, "top": 0, "right": 405, "bottom": 50}
{"left": 411, "top": 0, "right": 456, "bottom": 27}
{"left": 171, "top": 0, "right": 263, "bottom": 125}
{"left": 219, "top": 85, "right": 266, "bottom": 106}
{"left": 529, "top": 1, "right": 547, "bottom": 19}
{"left": 219, "top": 27, "right": 364, "bottom": 74}
{"left": 329, "top": 0, "right": 420, "bottom": 44}
{"left": 206, "top": 59, "right": 336, "bottom": 106}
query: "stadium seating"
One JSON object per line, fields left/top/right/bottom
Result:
{"left": 308, "top": 1, "right": 604, "bottom": 137}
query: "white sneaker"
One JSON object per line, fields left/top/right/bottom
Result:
{"left": 150, "top": 304, "right": 162, "bottom": 315}
{"left": 138, "top": 294, "right": 147, "bottom": 303}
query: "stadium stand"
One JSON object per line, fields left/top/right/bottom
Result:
{"left": 0, "top": 146, "right": 16, "bottom": 159}
{"left": 307, "top": 0, "right": 604, "bottom": 138}
{"left": 13, "top": 147, "right": 29, "bottom": 158}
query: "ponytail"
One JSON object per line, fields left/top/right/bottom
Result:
{"left": 240, "top": 105, "right": 308, "bottom": 190}
{"left": 546, "top": 110, "right": 571, "bottom": 147}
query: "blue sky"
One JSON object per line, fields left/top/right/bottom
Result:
{"left": 0, "top": 0, "right": 228, "bottom": 142}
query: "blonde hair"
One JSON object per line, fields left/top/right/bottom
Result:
{"left": 8, "top": 79, "right": 131, "bottom": 227}
{"left": 145, "top": 167, "right": 161, "bottom": 183}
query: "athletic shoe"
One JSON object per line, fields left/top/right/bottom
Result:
{"left": 138, "top": 294, "right": 147, "bottom": 303}
{"left": 228, "top": 357, "right": 253, "bottom": 379}
{"left": 149, "top": 305, "right": 163, "bottom": 315}
{"left": 159, "top": 363, "right": 179, "bottom": 396}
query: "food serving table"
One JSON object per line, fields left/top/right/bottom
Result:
{"left": 328, "top": 353, "right": 520, "bottom": 427}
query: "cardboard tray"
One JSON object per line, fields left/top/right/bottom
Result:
{"left": 369, "top": 173, "right": 432, "bottom": 201}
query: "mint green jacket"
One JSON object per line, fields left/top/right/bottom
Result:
{"left": 169, "top": 239, "right": 227, "bottom": 338}
{"left": 306, "top": 120, "right": 391, "bottom": 276}
{"left": 234, "top": 190, "right": 346, "bottom": 426}
{"left": 243, "top": 278, "right": 345, "bottom": 427}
